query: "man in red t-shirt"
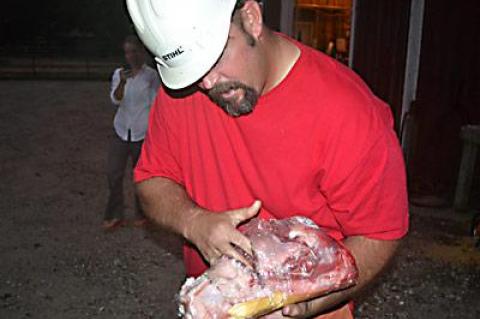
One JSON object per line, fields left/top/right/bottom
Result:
{"left": 127, "top": 0, "right": 408, "bottom": 317}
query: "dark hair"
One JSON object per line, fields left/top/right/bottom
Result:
{"left": 234, "top": 0, "right": 247, "bottom": 10}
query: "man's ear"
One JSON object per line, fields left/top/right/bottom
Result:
{"left": 239, "top": 0, "right": 263, "bottom": 40}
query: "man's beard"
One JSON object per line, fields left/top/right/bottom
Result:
{"left": 207, "top": 81, "right": 259, "bottom": 117}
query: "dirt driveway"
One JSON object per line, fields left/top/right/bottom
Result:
{"left": 0, "top": 81, "right": 479, "bottom": 318}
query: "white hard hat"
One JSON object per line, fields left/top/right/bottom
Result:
{"left": 126, "top": 0, "right": 237, "bottom": 89}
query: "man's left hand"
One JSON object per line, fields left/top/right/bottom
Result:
{"left": 261, "top": 297, "right": 350, "bottom": 319}
{"left": 261, "top": 296, "right": 330, "bottom": 318}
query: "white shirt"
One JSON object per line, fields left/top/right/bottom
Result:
{"left": 110, "top": 64, "right": 160, "bottom": 142}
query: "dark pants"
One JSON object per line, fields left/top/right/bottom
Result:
{"left": 104, "top": 133, "right": 144, "bottom": 221}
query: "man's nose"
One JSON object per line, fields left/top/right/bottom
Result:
{"left": 199, "top": 69, "right": 220, "bottom": 90}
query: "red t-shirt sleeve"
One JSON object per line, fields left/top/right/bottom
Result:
{"left": 134, "top": 90, "right": 184, "bottom": 185}
{"left": 327, "top": 130, "right": 409, "bottom": 240}
{"left": 319, "top": 85, "right": 409, "bottom": 240}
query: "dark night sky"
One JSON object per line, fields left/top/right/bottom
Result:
{"left": 0, "top": 0, "right": 134, "bottom": 57}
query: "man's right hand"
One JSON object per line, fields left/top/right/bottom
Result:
{"left": 183, "top": 200, "right": 262, "bottom": 267}
{"left": 113, "top": 68, "right": 132, "bottom": 101}
{"left": 120, "top": 68, "right": 132, "bottom": 82}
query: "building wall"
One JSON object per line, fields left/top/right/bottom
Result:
{"left": 408, "top": 0, "right": 480, "bottom": 200}
{"left": 351, "top": 0, "right": 411, "bottom": 132}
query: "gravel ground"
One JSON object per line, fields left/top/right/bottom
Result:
{"left": 0, "top": 81, "right": 479, "bottom": 319}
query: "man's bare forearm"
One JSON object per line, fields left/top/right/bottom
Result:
{"left": 113, "top": 79, "right": 127, "bottom": 101}
{"left": 137, "top": 177, "right": 262, "bottom": 265}
{"left": 136, "top": 177, "right": 204, "bottom": 239}
{"left": 282, "top": 236, "right": 401, "bottom": 317}
{"left": 330, "top": 237, "right": 400, "bottom": 302}
{"left": 345, "top": 236, "right": 400, "bottom": 293}
{"left": 323, "top": 237, "right": 399, "bottom": 311}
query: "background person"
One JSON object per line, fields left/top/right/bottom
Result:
{"left": 103, "top": 35, "right": 160, "bottom": 230}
